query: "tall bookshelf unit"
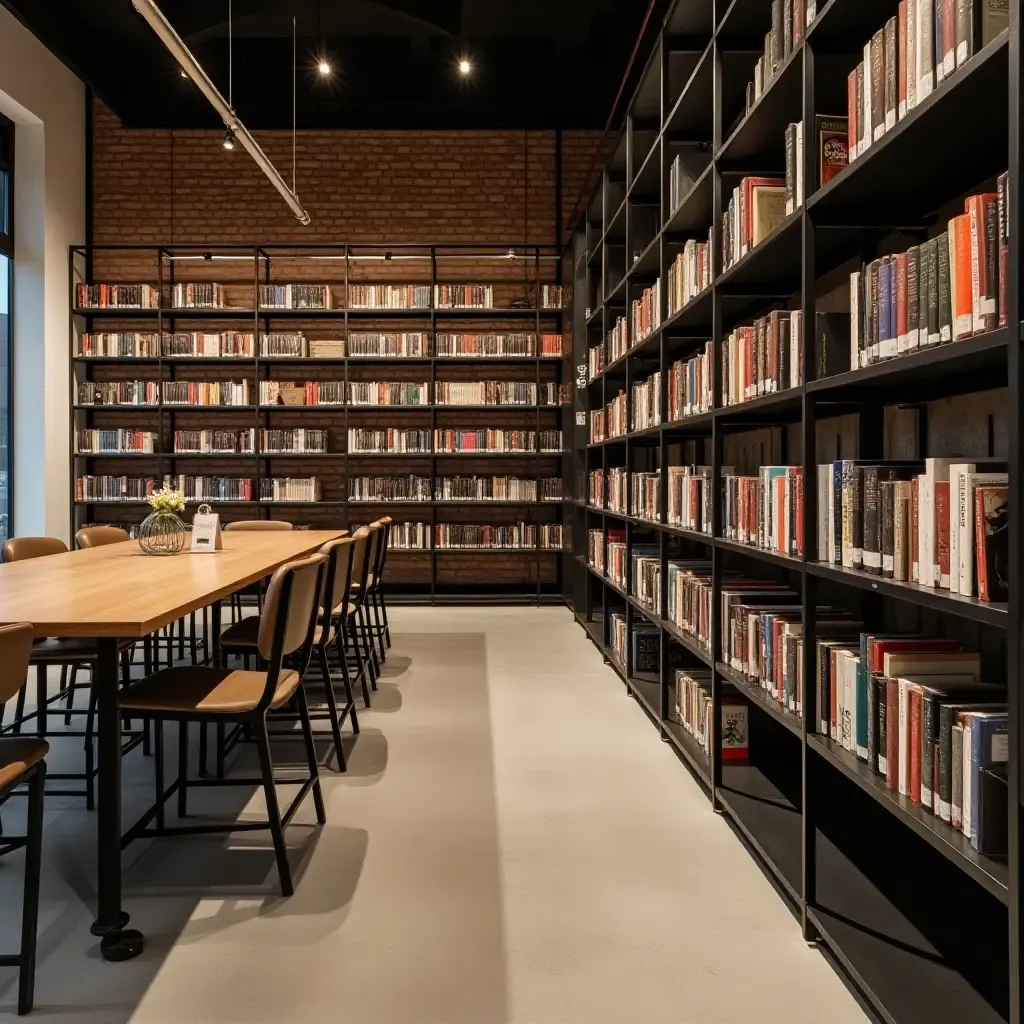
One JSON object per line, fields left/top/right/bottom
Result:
{"left": 568, "top": 0, "right": 1024, "bottom": 1020}
{"left": 71, "top": 243, "right": 570, "bottom": 603}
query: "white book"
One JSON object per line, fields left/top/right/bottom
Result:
{"left": 862, "top": 42, "right": 873, "bottom": 156}
{"left": 796, "top": 120, "right": 804, "bottom": 208}
{"left": 921, "top": 458, "right": 954, "bottom": 587}
{"left": 898, "top": 678, "right": 912, "bottom": 795}
{"left": 960, "top": 471, "right": 1009, "bottom": 596}
{"left": 840, "top": 650, "right": 857, "bottom": 752}
{"left": 917, "top": 0, "right": 934, "bottom": 101}
{"left": 850, "top": 271, "right": 861, "bottom": 369}
{"left": 948, "top": 464, "right": 975, "bottom": 595}
{"left": 789, "top": 310, "right": 801, "bottom": 387}
{"left": 817, "top": 464, "right": 831, "bottom": 559}
{"left": 828, "top": 465, "right": 837, "bottom": 564}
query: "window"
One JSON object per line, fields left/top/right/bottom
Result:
{"left": 0, "top": 112, "right": 12, "bottom": 542}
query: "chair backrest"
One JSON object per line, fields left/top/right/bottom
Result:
{"left": 257, "top": 552, "right": 327, "bottom": 666}
{"left": 76, "top": 526, "right": 130, "bottom": 549}
{"left": 349, "top": 525, "right": 372, "bottom": 600}
{"left": 372, "top": 517, "right": 392, "bottom": 584}
{"left": 224, "top": 520, "right": 293, "bottom": 532}
{"left": 0, "top": 623, "right": 35, "bottom": 705}
{"left": 2, "top": 536, "right": 69, "bottom": 562}
{"left": 318, "top": 536, "right": 356, "bottom": 627}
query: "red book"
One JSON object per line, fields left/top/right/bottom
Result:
{"left": 795, "top": 469, "right": 804, "bottom": 557}
{"left": 909, "top": 686, "right": 923, "bottom": 804}
{"left": 911, "top": 477, "right": 919, "bottom": 581}
{"left": 897, "top": 1, "right": 907, "bottom": 115}
{"left": 885, "top": 678, "right": 899, "bottom": 789}
{"left": 935, "top": 480, "right": 950, "bottom": 588}
{"left": 870, "top": 638, "right": 960, "bottom": 674}
{"left": 942, "top": 0, "right": 955, "bottom": 72}
{"left": 975, "top": 487, "right": 992, "bottom": 600}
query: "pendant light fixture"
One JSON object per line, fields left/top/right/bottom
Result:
{"left": 131, "top": 0, "right": 311, "bottom": 225}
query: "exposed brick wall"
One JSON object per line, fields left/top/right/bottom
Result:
{"left": 86, "top": 100, "right": 588, "bottom": 593}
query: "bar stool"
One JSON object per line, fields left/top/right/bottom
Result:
{"left": 0, "top": 622, "right": 48, "bottom": 1015}
{"left": 365, "top": 516, "right": 392, "bottom": 660}
{"left": 349, "top": 522, "right": 383, "bottom": 687}
{"left": 119, "top": 553, "right": 327, "bottom": 897}
{"left": 0, "top": 537, "right": 137, "bottom": 808}
{"left": 218, "top": 533, "right": 360, "bottom": 771}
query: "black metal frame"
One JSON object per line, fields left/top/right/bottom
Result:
{"left": 0, "top": 110, "right": 13, "bottom": 542}
{"left": 568, "top": 0, "right": 1023, "bottom": 1021}
{"left": 68, "top": 242, "right": 568, "bottom": 605}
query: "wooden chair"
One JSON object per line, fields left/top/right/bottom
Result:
{"left": 119, "top": 553, "right": 328, "bottom": 896}
{"left": 0, "top": 537, "right": 137, "bottom": 808}
{"left": 223, "top": 521, "right": 293, "bottom": 621}
{"left": 0, "top": 622, "right": 47, "bottom": 1014}
{"left": 74, "top": 526, "right": 129, "bottom": 549}
{"left": 349, "top": 522, "right": 383, "bottom": 687}
{"left": 218, "top": 534, "right": 360, "bottom": 771}
{"left": 364, "top": 516, "right": 392, "bottom": 660}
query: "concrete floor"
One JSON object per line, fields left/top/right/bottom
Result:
{"left": 0, "top": 606, "right": 868, "bottom": 1023}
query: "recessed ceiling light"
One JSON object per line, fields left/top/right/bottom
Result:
{"left": 222, "top": 129, "right": 235, "bottom": 150}
{"left": 458, "top": 58, "right": 472, "bottom": 76}
{"left": 318, "top": 59, "right": 331, "bottom": 76}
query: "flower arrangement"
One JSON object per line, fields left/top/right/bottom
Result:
{"left": 147, "top": 487, "right": 186, "bottom": 516}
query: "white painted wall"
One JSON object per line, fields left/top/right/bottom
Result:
{"left": 0, "top": 6, "right": 84, "bottom": 542}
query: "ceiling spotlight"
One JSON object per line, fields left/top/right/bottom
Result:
{"left": 318, "top": 59, "right": 331, "bottom": 76}
{"left": 222, "top": 129, "right": 235, "bottom": 151}
{"left": 458, "top": 58, "right": 472, "bottom": 76}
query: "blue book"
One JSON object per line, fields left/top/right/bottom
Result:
{"left": 878, "top": 261, "right": 892, "bottom": 356}
{"left": 970, "top": 712, "right": 1009, "bottom": 849}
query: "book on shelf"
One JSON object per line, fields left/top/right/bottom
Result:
{"left": 786, "top": 117, "right": 850, "bottom": 211}
{"left": 78, "top": 381, "right": 159, "bottom": 406}
{"left": 606, "top": 529, "right": 627, "bottom": 589}
{"left": 816, "top": 458, "right": 1007, "bottom": 600}
{"left": 589, "top": 409, "right": 606, "bottom": 444}
{"left": 433, "top": 522, "right": 560, "bottom": 550}
{"left": 606, "top": 392, "right": 627, "bottom": 439}
{"left": 784, "top": 121, "right": 804, "bottom": 214}
{"left": 540, "top": 285, "right": 563, "bottom": 309}
{"left": 588, "top": 343, "right": 605, "bottom": 381}
{"left": 76, "top": 283, "right": 158, "bottom": 309}
{"left": 723, "top": 467, "right": 804, "bottom": 557}
{"left": 172, "top": 283, "right": 227, "bottom": 309}
{"left": 349, "top": 428, "right": 432, "bottom": 454}
{"left": 722, "top": 178, "right": 787, "bottom": 272}
{"left": 667, "top": 466, "right": 716, "bottom": 534}
{"left": 349, "top": 475, "right": 432, "bottom": 502}
{"left": 76, "top": 429, "right": 158, "bottom": 454}
{"left": 78, "top": 332, "right": 162, "bottom": 358}
{"left": 259, "top": 428, "right": 329, "bottom": 454}
{"left": 432, "top": 475, "right": 558, "bottom": 502}
{"left": 348, "top": 284, "right": 431, "bottom": 310}
{"left": 664, "top": 559, "right": 714, "bottom": 649}
{"left": 259, "top": 333, "right": 308, "bottom": 358}
{"left": 668, "top": 341, "right": 714, "bottom": 420}
{"left": 162, "top": 380, "right": 250, "bottom": 406}
{"left": 850, "top": 1, "right": 1007, "bottom": 162}
{"left": 631, "top": 279, "right": 661, "bottom": 343}
{"left": 348, "top": 381, "right": 430, "bottom": 406}
{"left": 163, "top": 475, "right": 256, "bottom": 502}
{"left": 348, "top": 333, "right": 427, "bottom": 358}
{"left": 173, "top": 429, "right": 254, "bottom": 454}
{"left": 667, "top": 235, "right": 713, "bottom": 315}
{"left": 668, "top": 147, "right": 712, "bottom": 214}
{"left": 607, "top": 316, "right": 628, "bottom": 363}
{"left": 587, "top": 528, "right": 605, "bottom": 572}
{"left": 434, "top": 381, "right": 538, "bottom": 406}
{"left": 631, "top": 372, "right": 661, "bottom": 431}
{"left": 258, "top": 477, "right": 321, "bottom": 502}
{"left": 258, "top": 284, "right": 330, "bottom": 310}
{"left": 608, "top": 468, "right": 628, "bottom": 515}
{"left": 589, "top": 469, "right": 606, "bottom": 508}
{"left": 76, "top": 475, "right": 156, "bottom": 501}
{"left": 260, "top": 381, "right": 346, "bottom": 406}
{"left": 435, "top": 333, "right": 533, "bottom": 358}
{"left": 849, "top": 182, "right": 1004, "bottom": 370}
{"left": 674, "top": 670, "right": 714, "bottom": 759}
{"left": 631, "top": 544, "right": 661, "bottom": 613}
{"left": 631, "top": 473, "right": 660, "bottom": 523}
{"left": 434, "top": 284, "right": 494, "bottom": 309}
{"left": 721, "top": 309, "right": 804, "bottom": 404}
{"left": 433, "top": 428, "right": 560, "bottom": 453}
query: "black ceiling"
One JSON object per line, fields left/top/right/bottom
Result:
{"left": 1, "top": 0, "right": 665, "bottom": 131}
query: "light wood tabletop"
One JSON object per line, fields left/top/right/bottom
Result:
{"left": 0, "top": 530, "right": 347, "bottom": 637}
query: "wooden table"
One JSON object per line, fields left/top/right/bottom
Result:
{"left": 0, "top": 530, "right": 346, "bottom": 961}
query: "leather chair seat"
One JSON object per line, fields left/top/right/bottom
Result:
{"left": 0, "top": 737, "right": 49, "bottom": 791}
{"left": 219, "top": 616, "right": 260, "bottom": 648}
{"left": 350, "top": 572, "right": 375, "bottom": 591}
{"left": 119, "top": 666, "right": 301, "bottom": 715}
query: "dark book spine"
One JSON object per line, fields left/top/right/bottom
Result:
{"left": 851, "top": 465, "right": 864, "bottom": 570}
{"left": 885, "top": 17, "right": 897, "bottom": 127}
{"left": 867, "top": 673, "right": 879, "bottom": 773}
{"left": 881, "top": 479, "right": 895, "bottom": 577}
{"left": 783, "top": 0, "right": 793, "bottom": 59}
{"left": 922, "top": 693, "right": 937, "bottom": 811}
{"left": 984, "top": 196, "right": 999, "bottom": 330}
{"left": 907, "top": 246, "right": 919, "bottom": 348}
{"left": 771, "top": 0, "right": 782, "bottom": 72}
{"left": 926, "top": 238, "right": 940, "bottom": 344}
{"left": 938, "top": 702, "right": 955, "bottom": 821}
{"left": 877, "top": 675, "right": 888, "bottom": 775}
{"left": 832, "top": 463, "right": 843, "bottom": 565}
{"left": 871, "top": 30, "right": 885, "bottom": 138}
{"left": 785, "top": 123, "right": 796, "bottom": 213}
{"left": 862, "top": 468, "right": 880, "bottom": 573}
{"left": 937, "top": 234, "right": 952, "bottom": 342}
{"left": 818, "top": 643, "right": 831, "bottom": 734}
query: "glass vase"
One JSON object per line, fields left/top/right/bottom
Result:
{"left": 138, "top": 511, "right": 187, "bottom": 555}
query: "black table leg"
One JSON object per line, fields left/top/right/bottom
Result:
{"left": 89, "top": 636, "right": 144, "bottom": 962}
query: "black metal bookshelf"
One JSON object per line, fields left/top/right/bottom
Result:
{"left": 70, "top": 242, "right": 570, "bottom": 604}
{"left": 566, "top": 0, "right": 1023, "bottom": 1021}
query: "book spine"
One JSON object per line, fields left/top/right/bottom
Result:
{"left": 886, "top": 678, "right": 899, "bottom": 789}
{"left": 910, "top": 687, "right": 922, "bottom": 804}
{"left": 863, "top": 468, "right": 880, "bottom": 573}
{"left": 881, "top": 480, "right": 895, "bottom": 577}
{"left": 848, "top": 70, "right": 859, "bottom": 160}
{"left": 922, "top": 695, "right": 937, "bottom": 811}
{"left": 975, "top": 487, "right": 990, "bottom": 600}
{"left": 885, "top": 17, "right": 897, "bottom": 129}
{"left": 894, "top": 481, "right": 907, "bottom": 580}
{"left": 898, "top": 0, "right": 908, "bottom": 118}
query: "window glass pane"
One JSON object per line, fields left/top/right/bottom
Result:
{"left": 0, "top": 254, "right": 8, "bottom": 541}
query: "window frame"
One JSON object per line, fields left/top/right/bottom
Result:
{"left": 0, "top": 110, "right": 11, "bottom": 255}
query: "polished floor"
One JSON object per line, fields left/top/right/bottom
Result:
{"left": 0, "top": 607, "right": 868, "bottom": 1023}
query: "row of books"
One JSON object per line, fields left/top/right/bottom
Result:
{"left": 667, "top": 236, "right": 712, "bottom": 317}
{"left": 588, "top": 470, "right": 605, "bottom": 510}
{"left": 668, "top": 152, "right": 710, "bottom": 217}
{"left": 668, "top": 466, "right": 714, "bottom": 534}
{"left": 78, "top": 282, "right": 566, "bottom": 311}
{"left": 435, "top": 333, "right": 563, "bottom": 357}
{"left": 632, "top": 279, "right": 661, "bottom": 343}
{"left": 818, "top": 634, "right": 1007, "bottom": 854}
{"left": 632, "top": 545, "right": 661, "bottom": 611}
{"left": 666, "top": 560, "right": 713, "bottom": 648}
{"left": 668, "top": 342, "right": 714, "bottom": 420}
{"left": 346, "top": 476, "right": 563, "bottom": 502}
{"left": 432, "top": 523, "right": 564, "bottom": 549}
{"left": 433, "top": 382, "right": 567, "bottom": 406}
{"left": 76, "top": 475, "right": 321, "bottom": 503}
{"left": 631, "top": 372, "right": 661, "bottom": 431}
{"left": 632, "top": 473, "right": 660, "bottom": 523}
{"left": 75, "top": 429, "right": 157, "bottom": 454}
{"left": 815, "top": 458, "right": 1008, "bottom": 601}
{"left": 783, "top": 118, "right": 850, "bottom": 217}
{"left": 607, "top": 467, "right": 627, "bottom": 514}
{"left": 348, "top": 382, "right": 430, "bottom": 407}
{"left": 173, "top": 429, "right": 254, "bottom": 453}
{"left": 608, "top": 316, "right": 628, "bottom": 365}
{"left": 847, "top": 0, "right": 1006, "bottom": 166}
{"left": 746, "top": 0, "right": 811, "bottom": 113}
{"left": 587, "top": 529, "right": 604, "bottom": 573}
{"left": 78, "top": 381, "right": 161, "bottom": 407}
{"left": 850, "top": 181, "right": 1008, "bottom": 370}
{"left": 588, "top": 343, "right": 604, "bottom": 381}
{"left": 606, "top": 392, "right": 627, "bottom": 439}
{"left": 606, "top": 529, "right": 627, "bottom": 589}
{"left": 348, "top": 428, "right": 563, "bottom": 454}
{"left": 260, "top": 381, "right": 345, "bottom": 406}
{"left": 259, "top": 429, "right": 329, "bottom": 454}
{"left": 589, "top": 409, "right": 606, "bottom": 445}
{"left": 721, "top": 310, "right": 806, "bottom": 407}
{"left": 723, "top": 468, "right": 804, "bottom": 557}
{"left": 722, "top": 177, "right": 787, "bottom": 273}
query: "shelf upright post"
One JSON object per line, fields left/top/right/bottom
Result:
{"left": 799, "top": 38, "right": 818, "bottom": 944}
{"left": 1008, "top": 0, "right": 1023, "bottom": 1016}
{"left": 158, "top": 246, "right": 167, "bottom": 503}
{"left": 536, "top": 243, "right": 542, "bottom": 605}
{"left": 709, "top": 30, "right": 724, "bottom": 811}
{"left": 67, "top": 245, "right": 77, "bottom": 541}
{"left": 255, "top": 247, "right": 267, "bottom": 517}
{"left": 430, "top": 244, "right": 437, "bottom": 605}
{"left": 343, "top": 244, "right": 350, "bottom": 537}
